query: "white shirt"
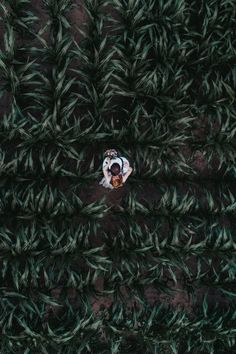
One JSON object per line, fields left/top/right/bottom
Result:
{"left": 102, "top": 156, "right": 130, "bottom": 175}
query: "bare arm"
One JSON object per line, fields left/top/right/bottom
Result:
{"left": 103, "top": 157, "right": 111, "bottom": 183}
{"left": 122, "top": 166, "right": 133, "bottom": 183}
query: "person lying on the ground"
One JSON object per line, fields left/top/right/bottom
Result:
{"left": 99, "top": 151, "right": 133, "bottom": 189}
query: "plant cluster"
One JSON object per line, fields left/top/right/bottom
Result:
{"left": 0, "top": 0, "right": 235, "bottom": 353}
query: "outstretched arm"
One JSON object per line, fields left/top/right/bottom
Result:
{"left": 103, "top": 157, "right": 111, "bottom": 184}
{"left": 122, "top": 166, "right": 133, "bottom": 183}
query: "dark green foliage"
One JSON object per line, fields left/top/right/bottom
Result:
{"left": 0, "top": 0, "right": 236, "bottom": 353}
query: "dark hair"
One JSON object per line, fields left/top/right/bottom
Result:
{"left": 110, "top": 163, "right": 120, "bottom": 176}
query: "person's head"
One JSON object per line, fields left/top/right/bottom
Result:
{"left": 110, "top": 163, "right": 121, "bottom": 176}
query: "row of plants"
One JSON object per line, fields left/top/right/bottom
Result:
{"left": 0, "top": 299, "right": 235, "bottom": 353}
{"left": 0, "top": 0, "right": 235, "bottom": 353}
